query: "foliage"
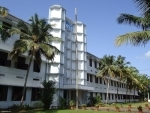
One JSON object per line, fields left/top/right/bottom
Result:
{"left": 69, "top": 100, "right": 75, "bottom": 107}
{"left": 88, "top": 96, "right": 96, "bottom": 106}
{"left": 81, "top": 104, "right": 86, "bottom": 107}
{"left": 41, "top": 80, "right": 56, "bottom": 110}
{"left": 94, "top": 103, "right": 99, "bottom": 108}
{"left": 8, "top": 104, "right": 20, "bottom": 110}
{"left": 137, "top": 106, "right": 142, "bottom": 110}
{"left": 95, "top": 94, "right": 102, "bottom": 104}
{"left": 115, "top": 0, "right": 150, "bottom": 46}
{"left": 115, "top": 106, "right": 120, "bottom": 109}
{"left": 0, "top": 6, "right": 9, "bottom": 17}
{"left": 145, "top": 104, "right": 148, "bottom": 106}
{"left": 8, "top": 104, "right": 32, "bottom": 111}
{"left": 59, "top": 96, "right": 67, "bottom": 109}
{"left": 23, "top": 104, "right": 33, "bottom": 110}
{"left": 33, "top": 101, "right": 44, "bottom": 109}
{"left": 128, "top": 104, "right": 131, "bottom": 106}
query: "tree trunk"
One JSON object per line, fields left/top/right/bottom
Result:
{"left": 106, "top": 78, "right": 110, "bottom": 104}
{"left": 20, "top": 56, "right": 33, "bottom": 106}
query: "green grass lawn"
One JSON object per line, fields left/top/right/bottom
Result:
{"left": 15, "top": 109, "right": 127, "bottom": 113}
{"left": 9, "top": 102, "right": 150, "bottom": 113}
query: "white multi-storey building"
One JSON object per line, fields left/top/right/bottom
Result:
{"left": 0, "top": 5, "right": 138, "bottom": 108}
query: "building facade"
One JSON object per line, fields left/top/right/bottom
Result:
{"left": 0, "top": 5, "right": 138, "bottom": 108}
{"left": 86, "top": 52, "right": 139, "bottom": 104}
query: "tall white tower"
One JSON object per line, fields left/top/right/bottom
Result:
{"left": 48, "top": 5, "right": 93, "bottom": 106}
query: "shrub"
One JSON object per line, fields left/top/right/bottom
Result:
{"left": 81, "top": 104, "right": 86, "bottom": 107}
{"left": 59, "top": 96, "right": 67, "bottom": 109}
{"left": 41, "top": 80, "right": 56, "bottom": 110}
{"left": 69, "top": 100, "right": 75, "bottom": 107}
{"left": 115, "top": 106, "right": 120, "bottom": 109}
{"left": 137, "top": 106, "right": 142, "bottom": 110}
{"left": 8, "top": 104, "right": 20, "bottom": 110}
{"left": 23, "top": 104, "right": 32, "bottom": 110}
{"left": 33, "top": 101, "right": 44, "bottom": 109}
{"left": 94, "top": 103, "right": 99, "bottom": 108}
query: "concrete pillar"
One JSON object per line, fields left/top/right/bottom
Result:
{"left": 7, "top": 86, "right": 12, "bottom": 101}
{"left": 25, "top": 88, "right": 31, "bottom": 104}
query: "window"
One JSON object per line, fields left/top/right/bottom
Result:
{"left": 99, "top": 63, "right": 101, "bottom": 68}
{"left": 114, "top": 81, "right": 116, "bottom": 87}
{"left": 94, "top": 61, "right": 97, "bottom": 68}
{"left": 99, "top": 78, "right": 102, "bottom": 84}
{"left": 109, "top": 94, "right": 110, "bottom": 100}
{"left": 112, "top": 94, "right": 114, "bottom": 100}
{"left": 105, "top": 93, "right": 106, "bottom": 100}
{"left": 90, "top": 74, "right": 93, "bottom": 82}
{"left": 89, "top": 59, "right": 92, "bottom": 67}
{"left": 15, "top": 56, "right": 28, "bottom": 70}
{"left": 87, "top": 74, "right": 89, "bottom": 81}
{"left": 0, "top": 85, "right": 8, "bottom": 101}
{"left": 12, "top": 86, "right": 25, "bottom": 101}
{"left": 0, "top": 51, "right": 9, "bottom": 67}
{"left": 95, "top": 76, "right": 98, "bottom": 83}
{"left": 104, "top": 80, "right": 106, "bottom": 85}
{"left": 118, "top": 94, "right": 120, "bottom": 100}
{"left": 33, "top": 60, "right": 40, "bottom": 72}
{"left": 90, "top": 92, "right": 93, "bottom": 97}
{"left": 111, "top": 80, "right": 113, "bottom": 86}
{"left": 95, "top": 92, "right": 98, "bottom": 96}
{"left": 31, "top": 88, "right": 41, "bottom": 101}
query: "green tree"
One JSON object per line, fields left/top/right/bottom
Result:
{"left": 115, "top": 55, "right": 130, "bottom": 102}
{"left": 115, "top": 0, "right": 150, "bottom": 46}
{"left": 0, "top": 6, "right": 9, "bottom": 17}
{"left": 10, "top": 14, "right": 60, "bottom": 106}
{"left": 97, "top": 55, "right": 117, "bottom": 104}
{"left": 42, "top": 80, "right": 56, "bottom": 110}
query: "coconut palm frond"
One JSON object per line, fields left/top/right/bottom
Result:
{"left": 115, "top": 30, "right": 150, "bottom": 46}
{"left": 117, "top": 13, "right": 150, "bottom": 30}
{"left": 17, "top": 20, "right": 32, "bottom": 36}
{"left": 40, "top": 43, "right": 59, "bottom": 61}
{"left": 8, "top": 27, "right": 31, "bottom": 39}
{"left": 133, "top": 0, "right": 150, "bottom": 16}
{"left": 45, "top": 36, "right": 62, "bottom": 43}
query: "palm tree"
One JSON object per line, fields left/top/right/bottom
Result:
{"left": 96, "top": 55, "right": 117, "bottom": 104}
{"left": 0, "top": 6, "right": 9, "bottom": 17}
{"left": 9, "top": 14, "right": 61, "bottom": 106}
{"left": 123, "top": 66, "right": 140, "bottom": 102}
{"left": 115, "top": 55, "right": 130, "bottom": 102}
{"left": 0, "top": 6, "right": 10, "bottom": 42}
{"left": 115, "top": 0, "right": 150, "bottom": 46}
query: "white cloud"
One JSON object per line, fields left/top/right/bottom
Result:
{"left": 145, "top": 51, "right": 150, "bottom": 58}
